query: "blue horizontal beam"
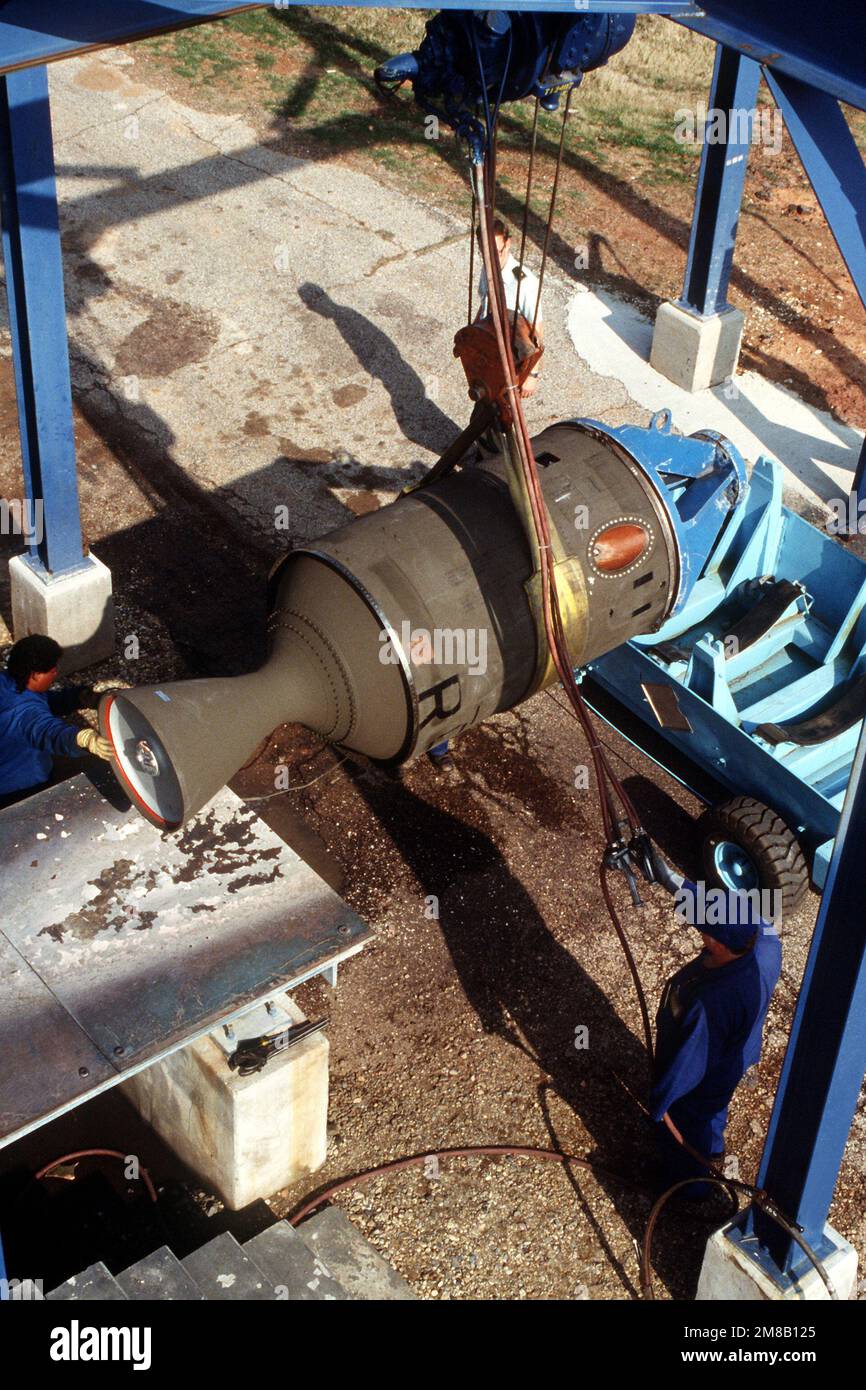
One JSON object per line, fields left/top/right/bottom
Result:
{"left": 2, "top": 2, "right": 861, "bottom": 113}
{"left": 0, "top": 3, "right": 696, "bottom": 75}
{"left": 680, "top": 1, "right": 866, "bottom": 114}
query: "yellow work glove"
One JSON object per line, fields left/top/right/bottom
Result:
{"left": 76, "top": 728, "right": 114, "bottom": 761}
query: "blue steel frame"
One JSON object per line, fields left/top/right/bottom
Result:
{"left": 678, "top": 45, "right": 760, "bottom": 319}
{"left": 0, "top": 64, "right": 85, "bottom": 575}
{"left": 0, "top": 0, "right": 865, "bottom": 1294}
{"left": 677, "top": 6, "right": 866, "bottom": 501}
{"left": 761, "top": 69, "right": 866, "bottom": 502}
{"left": 749, "top": 720, "right": 866, "bottom": 1278}
{"left": 671, "top": 4, "right": 866, "bottom": 1278}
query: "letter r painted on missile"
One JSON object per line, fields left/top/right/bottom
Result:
{"left": 418, "top": 675, "right": 462, "bottom": 730}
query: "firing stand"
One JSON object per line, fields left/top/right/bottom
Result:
{"left": 0, "top": 773, "right": 371, "bottom": 1206}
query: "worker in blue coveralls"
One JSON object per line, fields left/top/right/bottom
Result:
{"left": 0, "top": 634, "right": 114, "bottom": 808}
{"left": 649, "top": 880, "right": 782, "bottom": 1197}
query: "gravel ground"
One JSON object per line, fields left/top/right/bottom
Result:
{"left": 250, "top": 702, "right": 865, "bottom": 1301}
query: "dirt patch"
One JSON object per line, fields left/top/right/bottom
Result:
{"left": 457, "top": 723, "right": 589, "bottom": 833}
{"left": 331, "top": 384, "right": 368, "bottom": 408}
{"left": 243, "top": 409, "right": 272, "bottom": 437}
{"left": 276, "top": 438, "right": 332, "bottom": 467}
{"left": 113, "top": 298, "right": 221, "bottom": 378}
{"left": 343, "top": 489, "right": 380, "bottom": 516}
{"left": 73, "top": 62, "right": 126, "bottom": 93}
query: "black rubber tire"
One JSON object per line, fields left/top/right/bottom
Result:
{"left": 699, "top": 795, "right": 809, "bottom": 922}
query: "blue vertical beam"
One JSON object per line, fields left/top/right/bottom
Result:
{"left": 0, "top": 64, "right": 85, "bottom": 576}
{"left": 748, "top": 720, "right": 866, "bottom": 1276}
{"left": 762, "top": 68, "right": 866, "bottom": 507}
{"left": 679, "top": 44, "right": 761, "bottom": 317}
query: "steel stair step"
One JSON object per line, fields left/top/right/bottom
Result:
{"left": 243, "top": 1220, "right": 349, "bottom": 1300}
{"left": 296, "top": 1207, "right": 416, "bottom": 1300}
{"left": 116, "top": 1245, "right": 205, "bottom": 1301}
{"left": 181, "top": 1230, "right": 276, "bottom": 1301}
{"left": 46, "top": 1262, "right": 129, "bottom": 1301}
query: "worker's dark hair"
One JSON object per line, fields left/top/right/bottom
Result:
{"left": 724, "top": 930, "right": 758, "bottom": 957}
{"left": 5, "top": 634, "right": 62, "bottom": 690}
{"left": 475, "top": 218, "right": 511, "bottom": 241}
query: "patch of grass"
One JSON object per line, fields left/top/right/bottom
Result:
{"left": 164, "top": 29, "right": 241, "bottom": 85}
{"left": 137, "top": 11, "right": 712, "bottom": 202}
{"left": 371, "top": 145, "right": 402, "bottom": 172}
{"left": 140, "top": 9, "right": 716, "bottom": 167}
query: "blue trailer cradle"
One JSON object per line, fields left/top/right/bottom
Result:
{"left": 580, "top": 414, "right": 866, "bottom": 917}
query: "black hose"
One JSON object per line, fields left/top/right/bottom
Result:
{"left": 287, "top": 1143, "right": 836, "bottom": 1302}
{"left": 641, "top": 1177, "right": 838, "bottom": 1301}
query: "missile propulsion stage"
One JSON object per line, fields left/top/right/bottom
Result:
{"left": 100, "top": 415, "right": 747, "bottom": 829}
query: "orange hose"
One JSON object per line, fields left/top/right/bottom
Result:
{"left": 35, "top": 1148, "right": 158, "bottom": 1204}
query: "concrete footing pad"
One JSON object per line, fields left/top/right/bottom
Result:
{"left": 9, "top": 551, "right": 114, "bottom": 672}
{"left": 697, "top": 1221, "right": 858, "bottom": 1301}
{"left": 651, "top": 300, "right": 745, "bottom": 392}
{"left": 122, "top": 994, "right": 329, "bottom": 1211}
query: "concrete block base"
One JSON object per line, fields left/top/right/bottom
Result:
{"left": 122, "top": 995, "right": 328, "bottom": 1211}
{"left": 650, "top": 300, "right": 744, "bottom": 392}
{"left": 9, "top": 552, "right": 114, "bottom": 673}
{"left": 696, "top": 1221, "right": 857, "bottom": 1301}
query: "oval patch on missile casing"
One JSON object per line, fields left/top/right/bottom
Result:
{"left": 591, "top": 522, "right": 649, "bottom": 572}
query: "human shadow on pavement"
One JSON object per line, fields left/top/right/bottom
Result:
{"left": 298, "top": 282, "right": 458, "bottom": 456}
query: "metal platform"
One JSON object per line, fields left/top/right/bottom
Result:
{"left": 0, "top": 774, "right": 371, "bottom": 1148}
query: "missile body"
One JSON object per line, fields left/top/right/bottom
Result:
{"left": 101, "top": 417, "right": 746, "bottom": 829}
